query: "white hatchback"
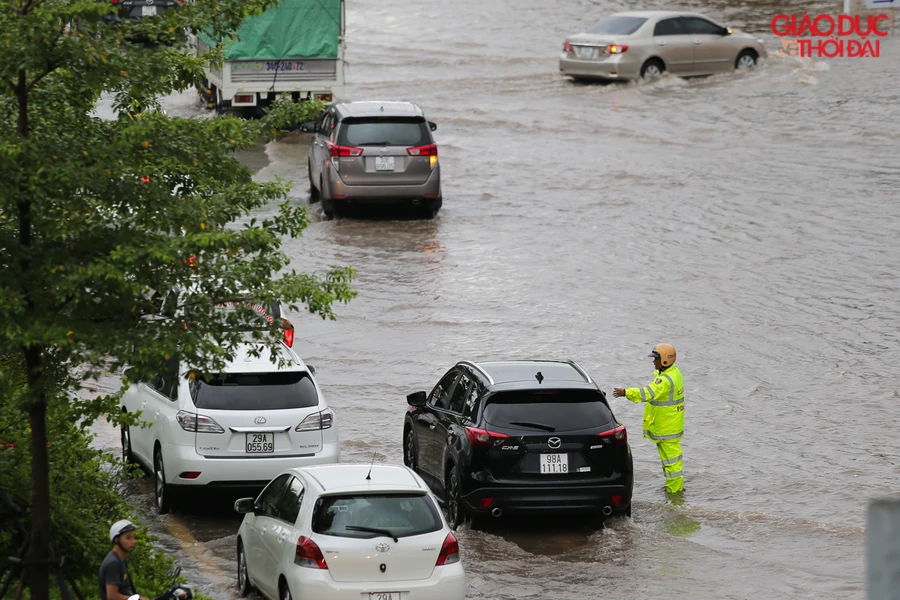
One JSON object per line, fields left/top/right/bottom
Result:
{"left": 120, "top": 342, "right": 340, "bottom": 514}
{"left": 234, "top": 464, "right": 466, "bottom": 600}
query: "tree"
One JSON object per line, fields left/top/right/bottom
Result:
{"left": 0, "top": 1, "right": 355, "bottom": 598}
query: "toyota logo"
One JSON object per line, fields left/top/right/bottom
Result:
{"left": 547, "top": 437, "right": 561, "bottom": 449}
{"left": 375, "top": 542, "right": 390, "bottom": 553}
{"left": 254, "top": 416, "right": 267, "bottom": 425}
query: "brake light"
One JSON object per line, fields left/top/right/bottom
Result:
{"left": 477, "top": 497, "right": 494, "bottom": 509}
{"left": 464, "top": 427, "right": 508, "bottom": 447}
{"left": 603, "top": 44, "right": 629, "bottom": 54}
{"left": 179, "top": 472, "right": 201, "bottom": 479}
{"left": 316, "top": 93, "right": 333, "bottom": 102}
{"left": 176, "top": 411, "right": 225, "bottom": 434}
{"left": 597, "top": 425, "right": 627, "bottom": 445}
{"left": 329, "top": 144, "right": 363, "bottom": 157}
{"left": 408, "top": 144, "right": 437, "bottom": 169}
{"left": 234, "top": 94, "right": 254, "bottom": 104}
{"left": 612, "top": 495, "right": 624, "bottom": 505}
{"left": 435, "top": 532, "right": 459, "bottom": 566}
{"left": 295, "top": 536, "right": 328, "bottom": 569}
{"left": 282, "top": 318, "right": 294, "bottom": 348}
{"left": 296, "top": 409, "right": 334, "bottom": 432}
{"left": 563, "top": 41, "right": 573, "bottom": 53}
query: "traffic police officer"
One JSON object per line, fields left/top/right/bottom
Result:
{"left": 614, "top": 343, "right": 685, "bottom": 493}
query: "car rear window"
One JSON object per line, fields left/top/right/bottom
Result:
{"left": 189, "top": 372, "right": 317, "bottom": 411}
{"left": 337, "top": 118, "right": 430, "bottom": 147}
{"left": 587, "top": 16, "right": 648, "bottom": 35}
{"left": 483, "top": 390, "right": 614, "bottom": 432}
{"left": 313, "top": 494, "right": 442, "bottom": 539}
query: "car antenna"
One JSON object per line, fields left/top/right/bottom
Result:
{"left": 366, "top": 451, "right": 376, "bottom": 480}
{"left": 535, "top": 371, "right": 543, "bottom": 384}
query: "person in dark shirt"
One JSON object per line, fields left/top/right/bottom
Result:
{"left": 99, "top": 520, "right": 148, "bottom": 600}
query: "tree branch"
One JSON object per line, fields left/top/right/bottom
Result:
{"left": 26, "top": 64, "right": 59, "bottom": 93}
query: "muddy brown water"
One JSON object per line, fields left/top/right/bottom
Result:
{"left": 88, "top": 0, "right": 900, "bottom": 598}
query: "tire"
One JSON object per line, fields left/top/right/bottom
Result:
{"left": 121, "top": 422, "right": 135, "bottom": 464}
{"left": 403, "top": 427, "right": 418, "bottom": 471}
{"left": 421, "top": 197, "right": 442, "bottom": 219}
{"left": 280, "top": 581, "right": 292, "bottom": 600}
{"left": 445, "top": 466, "right": 466, "bottom": 530}
{"left": 154, "top": 447, "right": 171, "bottom": 515}
{"left": 626, "top": 503, "right": 632, "bottom": 518}
{"left": 237, "top": 540, "right": 252, "bottom": 597}
{"left": 735, "top": 49, "right": 758, "bottom": 70}
{"left": 640, "top": 58, "right": 665, "bottom": 80}
{"left": 308, "top": 160, "right": 320, "bottom": 203}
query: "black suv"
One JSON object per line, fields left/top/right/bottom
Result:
{"left": 403, "top": 360, "right": 633, "bottom": 527}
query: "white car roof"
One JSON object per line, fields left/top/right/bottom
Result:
{"left": 218, "top": 342, "right": 305, "bottom": 373}
{"left": 298, "top": 464, "right": 428, "bottom": 495}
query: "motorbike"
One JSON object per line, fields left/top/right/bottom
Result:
{"left": 128, "top": 566, "right": 193, "bottom": 600}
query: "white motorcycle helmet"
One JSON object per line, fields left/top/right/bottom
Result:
{"left": 109, "top": 519, "right": 137, "bottom": 542}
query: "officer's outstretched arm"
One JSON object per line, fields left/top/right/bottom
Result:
{"left": 624, "top": 376, "right": 670, "bottom": 405}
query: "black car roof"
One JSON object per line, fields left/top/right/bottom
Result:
{"left": 458, "top": 360, "right": 596, "bottom": 390}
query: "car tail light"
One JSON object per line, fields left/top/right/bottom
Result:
{"left": 179, "top": 472, "right": 201, "bottom": 479}
{"left": 316, "top": 93, "right": 333, "bottom": 102}
{"left": 612, "top": 495, "right": 624, "bottom": 506}
{"left": 563, "top": 41, "right": 574, "bottom": 54}
{"left": 296, "top": 409, "right": 334, "bottom": 432}
{"left": 282, "top": 318, "right": 294, "bottom": 348}
{"left": 436, "top": 532, "right": 460, "bottom": 566}
{"left": 477, "top": 497, "right": 494, "bottom": 509}
{"left": 234, "top": 94, "right": 254, "bottom": 104}
{"left": 329, "top": 144, "right": 363, "bottom": 157}
{"left": 176, "top": 411, "right": 225, "bottom": 434}
{"left": 295, "top": 536, "right": 328, "bottom": 569}
{"left": 597, "top": 425, "right": 627, "bottom": 445}
{"left": 408, "top": 144, "right": 438, "bottom": 169}
{"left": 464, "top": 427, "right": 508, "bottom": 447}
{"left": 603, "top": 44, "right": 629, "bottom": 54}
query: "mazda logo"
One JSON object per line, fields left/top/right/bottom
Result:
{"left": 254, "top": 416, "right": 267, "bottom": 425}
{"left": 375, "top": 542, "right": 390, "bottom": 553}
{"left": 547, "top": 437, "right": 561, "bottom": 449}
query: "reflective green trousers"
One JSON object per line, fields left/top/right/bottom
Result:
{"left": 656, "top": 439, "right": 684, "bottom": 493}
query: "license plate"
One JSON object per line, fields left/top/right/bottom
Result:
{"left": 540, "top": 453, "right": 568, "bottom": 474}
{"left": 245, "top": 433, "right": 274, "bottom": 453}
{"left": 141, "top": 5, "right": 156, "bottom": 16}
{"left": 369, "top": 594, "right": 399, "bottom": 600}
{"left": 575, "top": 46, "right": 595, "bottom": 59}
{"left": 375, "top": 156, "right": 395, "bottom": 171}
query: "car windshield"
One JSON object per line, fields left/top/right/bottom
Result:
{"left": 189, "top": 372, "right": 318, "bottom": 411}
{"left": 586, "top": 16, "right": 648, "bottom": 35}
{"left": 483, "top": 390, "right": 614, "bottom": 432}
{"left": 312, "top": 494, "right": 442, "bottom": 539}
{"left": 337, "top": 118, "right": 430, "bottom": 147}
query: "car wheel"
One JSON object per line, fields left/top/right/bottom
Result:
{"left": 735, "top": 49, "right": 758, "bottom": 70}
{"left": 626, "top": 503, "right": 632, "bottom": 518}
{"left": 404, "top": 428, "right": 418, "bottom": 471}
{"left": 280, "top": 581, "right": 292, "bottom": 600}
{"left": 154, "top": 447, "right": 171, "bottom": 515}
{"left": 121, "top": 422, "right": 135, "bottom": 464}
{"left": 640, "top": 59, "right": 665, "bottom": 80}
{"left": 237, "top": 541, "right": 252, "bottom": 597}
{"left": 308, "top": 160, "right": 320, "bottom": 203}
{"left": 445, "top": 466, "right": 466, "bottom": 530}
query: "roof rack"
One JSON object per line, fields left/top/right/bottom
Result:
{"left": 458, "top": 360, "right": 494, "bottom": 385}
{"left": 566, "top": 360, "right": 593, "bottom": 384}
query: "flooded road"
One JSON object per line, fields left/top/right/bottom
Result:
{"left": 90, "top": 0, "right": 900, "bottom": 598}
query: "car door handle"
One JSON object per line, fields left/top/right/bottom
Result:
{"left": 429, "top": 424, "right": 436, "bottom": 431}
{"left": 693, "top": 39, "right": 702, "bottom": 45}
{"left": 656, "top": 40, "right": 666, "bottom": 46}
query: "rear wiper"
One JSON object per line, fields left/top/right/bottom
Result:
{"left": 345, "top": 525, "right": 398, "bottom": 543}
{"left": 508, "top": 421, "right": 555, "bottom": 432}
{"left": 359, "top": 141, "right": 394, "bottom": 146}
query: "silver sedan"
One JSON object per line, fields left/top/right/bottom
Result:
{"left": 559, "top": 11, "right": 768, "bottom": 82}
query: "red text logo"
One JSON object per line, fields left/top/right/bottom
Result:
{"left": 771, "top": 13, "right": 888, "bottom": 58}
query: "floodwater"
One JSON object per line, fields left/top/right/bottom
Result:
{"left": 89, "top": 0, "right": 900, "bottom": 598}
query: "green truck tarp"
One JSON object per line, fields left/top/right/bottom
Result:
{"left": 198, "top": 0, "right": 341, "bottom": 60}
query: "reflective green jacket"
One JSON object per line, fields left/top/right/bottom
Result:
{"left": 625, "top": 364, "right": 684, "bottom": 441}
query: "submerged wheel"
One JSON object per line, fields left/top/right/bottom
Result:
{"left": 237, "top": 541, "right": 252, "bottom": 597}
{"left": 445, "top": 466, "right": 466, "bottom": 530}
{"left": 736, "top": 49, "right": 758, "bottom": 70}
{"left": 404, "top": 428, "right": 418, "bottom": 470}
{"left": 640, "top": 58, "right": 665, "bottom": 80}
{"left": 154, "top": 448, "right": 171, "bottom": 515}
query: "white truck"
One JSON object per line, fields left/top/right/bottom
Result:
{"left": 192, "top": 0, "right": 345, "bottom": 115}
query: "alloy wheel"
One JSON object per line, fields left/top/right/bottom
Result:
{"left": 643, "top": 64, "right": 662, "bottom": 79}
{"left": 447, "top": 469, "right": 461, "bottom": 528}
{"left": 237, "top": 544, "right": 251, "bottom": 597}
{"left": 737, "top": 54, "right": 756, "bottom": 69}
{"left": 405, "top": 430, "right": 417, "bottom": 470}
{"left": 154, "top": 450, "right": 169, "bottom": 514}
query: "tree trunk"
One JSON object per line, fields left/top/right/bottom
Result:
{"left": 17, "top": 67, "right": 51, "bottom": 600}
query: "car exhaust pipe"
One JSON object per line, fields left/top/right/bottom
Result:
{"left": 491, "top": 508, "right": 502, "bottom": 518}
{"left": 602, "top": 506, "right": 613, "bottom": 516}
{"left": 412, "top": 198, "right": 421, "bottom": 205}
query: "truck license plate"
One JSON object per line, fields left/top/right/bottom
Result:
{"left": 246, "top": 433, "right": 274, "bottom": 453}
{"left": 375, "top": 156, "right": 395, "bottom": 171}
{"left": 540, "top": 453, "right": 568, "bottom": 474}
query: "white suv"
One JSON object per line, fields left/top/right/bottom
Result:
{"left": 235, "top": 464, "right": 466, "bottom": 600}
{"left": 120, "top": 342, "right": 340, "bottom": 514}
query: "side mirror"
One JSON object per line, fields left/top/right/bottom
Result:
{"left": 300, "top": 121, "right": 317, "bottom": 133}
{"left": 307, "top": 365, "right": 317, "bottom": 376}
{"left": 234, "top": 497, "right": 256, "bottom": 514}
{"left": 428, "top": 121, "right": 437, "bottom": 132}
{"left": 406, "top": 391, "right": 427, "bottom": 407}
